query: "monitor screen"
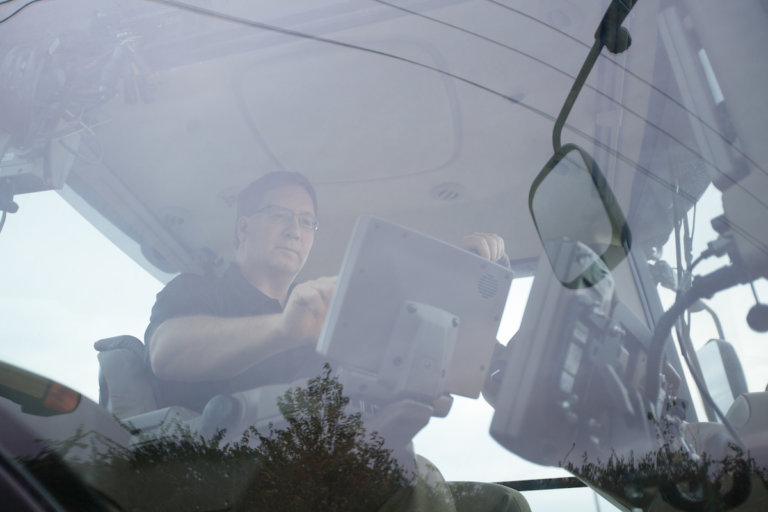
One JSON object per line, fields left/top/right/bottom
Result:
{"left": 316, "top": 216, "right": 513, "bottom": 400}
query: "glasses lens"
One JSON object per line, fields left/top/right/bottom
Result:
{"left": 299, "top": 215, "right": 318, "bottom": 232}
{"left": 258, "top": 206, "right": 317, "bottom": 232}
{"left": 275, "top": 210, "right": 294, "bottom": 223}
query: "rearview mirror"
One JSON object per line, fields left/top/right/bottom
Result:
{"left": 697, "top": 339, "right": 749, "bottom": 414}
{"left": 529, "top": 144, "right": 631, "bottom": 288}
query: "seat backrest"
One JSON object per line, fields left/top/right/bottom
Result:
{"left": 94, "top": 335, "right": 159, "bottom": 418}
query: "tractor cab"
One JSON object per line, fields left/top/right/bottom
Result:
{"left": 2, "top": 1, "right": 768, "bottom": 510}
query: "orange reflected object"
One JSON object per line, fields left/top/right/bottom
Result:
{"left": 42, "top": 382, "right": 81, "bottom": 413}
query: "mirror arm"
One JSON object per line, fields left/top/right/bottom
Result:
{"left": 552, "top": 0, "right": 639, "bottom": 153}
{"left": 596, "top": 0, "right": 638, "bottom": 51}
{"left": 697, "top": 300, "right": 726, "bottom": 341}
{"left": 552, "top": 41, "right": 603, "bottom": 153}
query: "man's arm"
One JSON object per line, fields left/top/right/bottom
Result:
{"left": 149, "top": 276, "right": 335, "bottom": 382}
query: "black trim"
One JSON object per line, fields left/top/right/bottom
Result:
{"left": 0, "top": 445, "right": 63, "bottom": 512}
{"left": 497, "top": 477, "right": 586, "bottom": 492}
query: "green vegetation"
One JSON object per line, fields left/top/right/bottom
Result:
{"left": 561, "top": 401, "right": 768, "bottom": 510}
{"left": 19, "top": 365, "right": 411, "bottom": 511}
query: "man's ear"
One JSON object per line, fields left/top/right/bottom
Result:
{"left": 235, "top": 216, "right": 249, "bottom": 247}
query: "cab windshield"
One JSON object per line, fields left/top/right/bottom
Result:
{"left": 1, "top": 1, "right": 766, "bottom": 511}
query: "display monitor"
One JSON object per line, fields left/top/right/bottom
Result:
{"left": 316, "top": 216, "right": 513, "bottom": 402}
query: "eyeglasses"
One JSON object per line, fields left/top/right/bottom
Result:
{"left": 253, "top": 204, "right": 319, "bottom": 232}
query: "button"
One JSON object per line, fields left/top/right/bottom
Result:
{"left": 564, "top": 343, "right": 583, "bottom": 375}
{"left": 560, "top": 371, "right": 575, "bottom": 393}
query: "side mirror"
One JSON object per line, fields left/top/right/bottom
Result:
{"left": 529, "top": 143, "right": 631, "bottom": 288}
{"left": 0, "top": 361, "right": 81, "bottom": 416}
{"left": 697, "top": 339, "right": 749, "bottom": 414}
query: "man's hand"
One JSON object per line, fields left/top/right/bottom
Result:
{"left": 280, "top": 276, "right": 337, "bottom": 345}
{"left": 461, "top": 232, "right": 506, "bottom": 262}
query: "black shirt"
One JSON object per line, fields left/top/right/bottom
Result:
{"left": 145, "top": 264, "right": 322, "bottom": 411}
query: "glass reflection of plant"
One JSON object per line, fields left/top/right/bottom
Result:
{"left": 560, "top": 399, "right": 768, "bottom": 511}
{"left": 238, "top": 364, "right": 411, "bottom": 511}
{"left": 18, "top": 365, "right": 412, "bottom": 512}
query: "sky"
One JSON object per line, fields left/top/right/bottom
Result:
{"left": 0, "top": 190, "right": 163, "bottom": 400}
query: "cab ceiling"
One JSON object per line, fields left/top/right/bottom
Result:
{"left": 10, "top": 0, "right": 659, "bottom": 282}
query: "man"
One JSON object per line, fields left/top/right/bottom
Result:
{"left": 144, "top": 171, "right": 527, "bottom": 512}
{"left": 145, "top": 171, "right": 506, "bottom": 410}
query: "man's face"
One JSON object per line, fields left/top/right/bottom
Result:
{"left": 236, "top": 184, "right": 316, "bottom": 279}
